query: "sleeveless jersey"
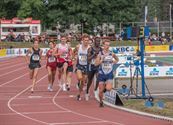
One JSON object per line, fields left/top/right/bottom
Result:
{"left": 98, "top": 51, "right": 113, "bottom": 75}
{"left": 57, "top": 43, "right": 69, "bottom": 63}
{"left": 46, "top": 49, "right": 57, "bottom": 67}
{"left": 90, "top": 47, "right": 102, "bottom": 65}
{"left": 77, "top": 45, "right": 89, "bottom": 66}
{"left": 30, "top": 47, "right": 40, "bottom": 63}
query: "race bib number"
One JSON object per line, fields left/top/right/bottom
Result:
{"left": 102, "top": 62, "right": 112, "bottom": 74}
{"left": 48, "top": 56, "right": 56, "bottom": 63}
{"left": 91, "top": 58, "right": 95, "bottom": 64}
{"left": 79, "top": 54, "right": 87, "bottom": 65}
{"left": 32, "top": 54, "right": 40, "bottom": 61}
{"left": 60, "top": 52, "right": 67, "bottom": 59}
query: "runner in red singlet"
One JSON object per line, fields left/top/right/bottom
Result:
{"left": 46, "top": 41, "right": 57, "bottom": 92}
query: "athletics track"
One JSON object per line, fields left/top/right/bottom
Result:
{"left": 0, "top": 57, "right": 172, "bottom": 125}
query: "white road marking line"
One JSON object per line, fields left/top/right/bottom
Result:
{"left": 8, "top": 74, "right": 50, "bottom": 125}
{"left": 0, "top": 66, "right": 26, "bottom": 77}
{"left": 0, "top": 111, "right": 70, "bottom": 116}
{"left": 0, "top": 62, "right": 25, "bottom": 71}
{"left": 11, "top": 103, "right": 53, "bottom": 106}
{"left": 52, "top": 88, "right": 125, "bottom": 125}
{"left": 0, "top": 65, "right": 46, "bottom": 87}
{"left": 0, "top": 73, "right": 28, "bottom": 87}
{"left": 28, "top": 96, "right": 42, "bottom": 99}
{"left": 0, "top": 61, "right": 22, "bottom": 67}
{"left": 50, "top": 120, "right": 107, "bottom": 125}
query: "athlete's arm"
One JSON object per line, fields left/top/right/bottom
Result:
{"left": 87, "top": 47, "right": 94, "bottom": 63}
{"left": 39, "top": 49, "right": 43, "bottom": 62}
{"left": 95, "top": 54, "right": 102, "bottom": 66}
{"left": 72, "top": 45, "right": 79, "bottom": 62}
{"left": 112, "top": 53, "right": 119, "bottom": 64}
{"left": 52, "top": 44, "right": 60, "bottom": 57}
{"left": 45, "top": 51, "right": 48, "bottom": 63}
{"left": 73, "top": 45, "right": 79, "bottom": 55}
{"left": 25, "top": 48, "right": 32, "bottom": 64}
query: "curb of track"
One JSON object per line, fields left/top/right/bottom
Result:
{"left": 94, "top": 91, "right": 173, "bottom": 123}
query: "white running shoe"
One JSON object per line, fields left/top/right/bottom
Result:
{"left": 85, "top": 93, "right": 89, "bottom": 101}
{"left": 62, "top": 84, "right": 67, "bottom": 91}
{"left": 48, "top": 84, "right": 53, "bottom": 92}
{"left": 94, "top": 90, "right": 98, "bottom": 98}
{"left": 76, "top": 95, "right": 81, "bottom": 101}
{"left": 76, "top": 82, "right": 80, "bottom": 90}
{"left": 83, "top": 86, "right": 87, "bottom": 91}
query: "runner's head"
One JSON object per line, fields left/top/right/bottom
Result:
{"left": 49, "top": 41, "right": 55, "bottom": 49}
{"left": 103, "top": 39, "right": 110, "bottom": 51}
{"left": 94, "top": 37, "right": 101, "bottom": 47}
{"left": 33, "top": 40, "right": 39, "bottom": 49}
{"left": 82, "top": 33, "right": 89, "bottom": 47}
{"left": 67, "top": 41, "right": 71, "bottom": 48}
{"left": 60, "top": 35, "right": 67, "bottom": 44}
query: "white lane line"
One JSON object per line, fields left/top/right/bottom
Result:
{"left": 0, "top": 62, "right": 25, "bottom": 70}
{"left": 8, "top": 74, "right": 50, "bottom": 125}
{"left": 0, "top": 57, "right": 19, "bottom": 63}
{"left": 2, "top": 84, "right": 48, "bottom": 88}
{"left": 52, "top": 88, "right": 124, "bottom": 125}
{"left": 51, "top": 121, "right": 108, "bottom": 125}
{"left": 0, "top": 73, "right": 28, "bottom": 87}
{"left": 0, "top": 65, "right": 46, "bottom": 87}
{"left": 28, "top": 96, "right": 43, "bottom": 99}
{"left": 0, "top": 61, "right": 22, "bottom": 67}
{"left": 151, "top": 93, "right": 173, "bottom": 96}
{"left": 0, "top": 66, "right": 26, "bottom": 77}
{"left": 0, "top": 111, "right": 70, "bottom": 116}
{"left": 0, "top": 95, "right": 75, "bottom": 101}
{"left": 12, "top": 103, "right": 53, "bottom": 106}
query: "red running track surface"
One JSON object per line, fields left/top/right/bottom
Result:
{"left": 0, "top": 57, "right": 172, "bottom": 125}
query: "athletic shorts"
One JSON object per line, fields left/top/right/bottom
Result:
{"left": 29, "top": 63, "right": 41, "bottom": 70}
{"left": 57, "top": 62, "right": 65, "bottom": 68}
{"left": 67, "top": 65, "right": 73, "bottom": 72}
{"left": 88, "top": 64, "right": 99, "bottom": 72}
{"left": 46, "top": 65, "right": 57, "bottom": 71}
{"left": 97, "top": 73, "right": 113, "bottom": 83}
{"left": 76, "top": 64, "right": 88, "bottom": 74}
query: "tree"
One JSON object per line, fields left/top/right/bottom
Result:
{"left": 0, "top": 0, "right": 21, "bottom": 19}
{"left": 46, "top": 0, "right": 140, "bottom": 33}
{"left": 17, "top": 0, "right": 45, "bottom": 19}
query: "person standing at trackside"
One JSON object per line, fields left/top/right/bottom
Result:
{"left": 25, "top": 40, "right": 43, "bottom": 93}
{"left": 46, "top": 41, "right": 57, "bottom": 92}
{"left": 55, "top": 35, "right": 69, "bottom": 91}
{"left": 74, "top": 34, "right": 90, "bottom": 100}
{"left": 85, "top": 37, "right": 102, "bottom": 101}
{"left": 95, "top": 39, "right": 119, "bottom": 107}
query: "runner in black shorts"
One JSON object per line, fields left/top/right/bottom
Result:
{"left": 54, "top": 35, "right": 69, "bottom": 91}
{"left": 74, "top": 34, "right": 90, "bottom": 100}
{"left": 26, "top": 40, "right": 43, "bottom": 93}
{"left": 85, "top": 37, "right": 102, "bottom": 101}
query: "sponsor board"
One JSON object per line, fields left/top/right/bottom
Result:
{"left": 145, "top": 45, "right": 169, "bottom": 52}
{"left": 111, "top": 46, "right": 136, "bottom": 54}
{"left": 116, "top": 66, "right": 173, "bottom": 78}
{"left": 104, "top": 90, "right": 117, "bottom": 105}
{"left": 0, "top": 49, "right": 7, "bottom": 57}
{"left": 6, "top": 48, "right": 49, "bottom": 56}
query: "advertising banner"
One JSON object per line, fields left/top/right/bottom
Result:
{"left": 0, "top": 49, "right": 7, "bottom": 57}
{"left": 5, "top": 48, "right": 49, "bottom": 56}
{"left": 111, "top": 46, "right": 136, "bottom": 54}
{"left": 145, "top": 45, "right": 169, "bottom": 52}
{"left": 116, "top": 66, "right": 173, "bottom": 78}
